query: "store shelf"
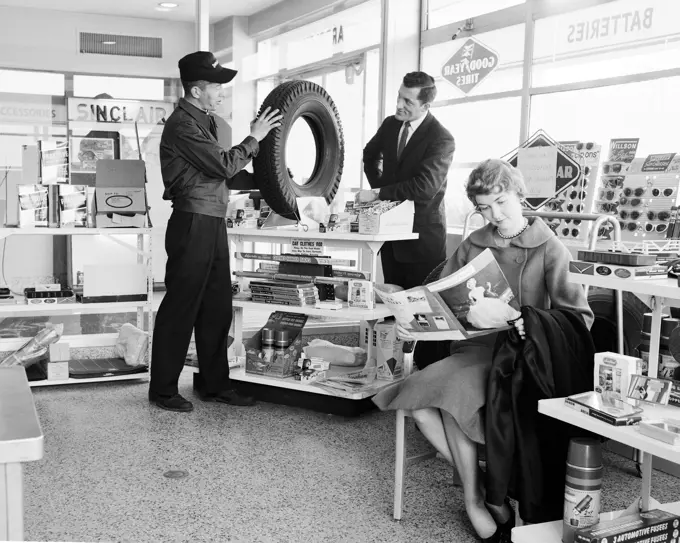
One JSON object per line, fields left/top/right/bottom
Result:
{"left": 0, "top": 227, "right": 152, "bottom": 236}
{"left": 0, "top": 300, "right": 151, "bottom": 316}
{"left": 511, "top": 501, "right": 680, "bottom": 543}
{"left": 568, "top": 272, "right": 680, "bottom": 300}
{"left": 29, "top": 372, "right": 148, "bottom": 388}
{"left": 0, "top": 333, "right": 119, "bottom": 352}
{"left": 227, "top": 227, "right": 418, "bottom": 243}
{"left": 228, "top": 366, "right": 392, "bottom": 400}
{"left": 539, "top": 398, "right": 680, "bottom": 464}
{"left": 233, "top": 299, "right": 392, "bottom": 320}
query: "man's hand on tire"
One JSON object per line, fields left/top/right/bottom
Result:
{"left": 250, "top": 107, "right": 283, "bottom": 141}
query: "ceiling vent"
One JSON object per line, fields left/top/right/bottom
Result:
{"left": 79, "top": 32, "right": 162, "bottom": 58}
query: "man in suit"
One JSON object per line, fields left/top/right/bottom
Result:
{"left": 360, "top": 71, "right": 455, "bottom": 289}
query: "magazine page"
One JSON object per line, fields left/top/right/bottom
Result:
{"left": 425, "top": 248, "right": 516, "bottom": 333}
{"left": 374, "top": 286, "right": 470, "bottom": 340}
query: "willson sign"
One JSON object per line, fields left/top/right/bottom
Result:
{"left": 441, "top": 38, "right": 499, "bottom": 94}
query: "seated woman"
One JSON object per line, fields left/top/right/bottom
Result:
{"left": 373, "top": 159, "right": 593, "bottom": 542}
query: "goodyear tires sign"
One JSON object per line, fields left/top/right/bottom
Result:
{"left": 441, "top": 37, "right": 499, "bottom": 94}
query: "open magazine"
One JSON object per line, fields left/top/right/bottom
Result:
{"left": 375, "top": 249, "right": 517, "bottom": 341}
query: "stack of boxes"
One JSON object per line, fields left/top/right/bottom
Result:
{"left": 48, "top": 342, "right": 70, "bottom": 381}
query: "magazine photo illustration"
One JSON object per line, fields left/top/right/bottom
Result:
{"left": 375, "top": 249, "right": 518, "bottom": 341}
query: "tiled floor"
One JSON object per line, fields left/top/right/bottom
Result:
{"left": 24, "top": 369, "right": 680, "bottom": 543}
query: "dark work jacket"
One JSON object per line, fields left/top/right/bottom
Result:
{"left": 363, "top": 112, "right": 455, "bottom": 263}
{"left": 484, "top": 307, "right": 596, "bottom": 524}
{"left": 160, "top": 98, "right": 259, "bottom": 218}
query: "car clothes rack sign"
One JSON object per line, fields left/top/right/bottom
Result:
{"left": 506, "top": 130, "right": 582, "bottom": 211}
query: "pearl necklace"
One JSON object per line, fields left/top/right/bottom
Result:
{"left": 497, "top": 218, "right": 529, "bottom": 239}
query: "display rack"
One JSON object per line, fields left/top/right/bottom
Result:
{"left": 0, "top": 227, "right": 153, "bottom": 388}
{"left": 512, "top": 273, "right": 680, "bottom": 542}
{"left": 204, "top": 227, "right": 419, "bottom": 408}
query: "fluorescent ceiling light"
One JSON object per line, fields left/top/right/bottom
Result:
{"left": 102, "top": 41, "right": 116, "bottom": 45}
{"left": 158, "top": 2, "right": 179, "bottom": 7}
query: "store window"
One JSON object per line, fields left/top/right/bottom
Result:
{"left": 73, "top": 75, "right": 165, "bottom": 101}
{"left": 426, "top": 0, "right": 525, "bottom": 30}
{"left": 533, "top": 0, "right": 680, "bottom": 87}
{"left": 422, "top": 24, "right": 525, "bottom": 101}
{"left": 529, "top": 77, "right": 680, "bottom": 157}
{"left": 433, "top": 96, "right": 522, "bottom": 227}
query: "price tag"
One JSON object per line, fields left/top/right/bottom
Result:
{"left": 517, "top": 146, "right": 558, "bottom": 198}
{"left": 291, "top": 239, "right": 324, "bottom": 256}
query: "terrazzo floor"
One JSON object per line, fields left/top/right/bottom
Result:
{"left": 24, "top": 369, "right": 680, "bottom": 543}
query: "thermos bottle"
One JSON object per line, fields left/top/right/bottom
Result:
{"left": 562, "top": 438, "right": 603, "bottom": 543}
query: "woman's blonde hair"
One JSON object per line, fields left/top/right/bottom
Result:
{"left": 466, "top": 159, "right": 526, "bottom": 205}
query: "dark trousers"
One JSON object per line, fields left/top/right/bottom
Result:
{"left": 380, "top": 241, "right": 440, "bottom": 290}
{"left": 150, "top": 210, "right": 232, "bottom": 397}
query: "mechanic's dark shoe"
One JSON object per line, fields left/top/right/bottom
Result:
{"left": 200, "top": 389, "right": 256, "bottom": 406}
{"left": 149, "top": 392, "right": 194, "bottom": 412}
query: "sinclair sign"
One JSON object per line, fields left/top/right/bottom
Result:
{"left": 506, "top": 132, "right": 582, "bottom": 210}
{"left": 441, "top": 37, "right": 499, "bottom": 94}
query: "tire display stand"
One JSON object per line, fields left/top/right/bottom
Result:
{"left": 191, "top": 227, "right": 419, "bottom": 416}
{"left": 0, "top": 227, "right": 154, "bottom": 387}
{"left": 512, "top": 247, "right": 680, "bottom": 541}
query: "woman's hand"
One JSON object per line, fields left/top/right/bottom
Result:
{"left": 512, "top": 317, "right": 526, "bottom": 339}
{"left": 396, "top": 322, "right": 416, "bottom": 341}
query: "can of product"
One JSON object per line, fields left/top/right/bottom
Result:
{"left": 562, "top": 438, "right": 602, "bottom": 543}
{"left": 260, "top": 328, "right": 275, "bottom": 363}
{"left": 637, "top": 343, "right": 675, "bottom": 378}
{"left": 274, "top": 329, "right": 290, "bottom": 359}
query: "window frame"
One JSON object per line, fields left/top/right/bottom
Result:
{"left": 422, "top": 0, "right": 680, "bottom": 228}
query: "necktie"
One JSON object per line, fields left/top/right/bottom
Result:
{"left": 397, "top": 121, "right": 411, "bottom": 160}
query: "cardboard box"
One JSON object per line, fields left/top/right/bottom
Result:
{"left": 574, "top": 509, "right": 680, "bottom": 543}
{"left": 594, "top": 351, "right": 643, "bottom": 402}
{"left": 374, "top": 321, "right": 404, "bottom": 381}
{"left": 48, "top": 342, "right": 70, "bottom": 381}
{"left": 358, "top": 200, "right": 414, "bottom": 234}
{"left": 245, "top": 312, "right": 308, "bottom": 378}
{"left": 95, "top": 159, "right": 147, "bottom": 228}
{"left": 348, "top": 280, "right": 374, "bottom": 309}
{"left": 59, "top": 185, "right": 88, "bottom": 227}
{"left": 17, "top": 185, "right": 48, "bottom": 227}
{"left": 569, "top": 260, "right": 668, "bottom": 280}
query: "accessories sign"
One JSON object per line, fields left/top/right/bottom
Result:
{"left": 441, "top": 37, "right": 499, "bottom": 95}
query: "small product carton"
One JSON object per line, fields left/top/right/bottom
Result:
{"left": 594, "top": 352, "right": 643, "bottom": 402}
{"left": 348, "top": 280, "right": 374, "bottom": 309}
{"left": 48, "top": 342, "right": 70, "bottom": 381}
{"left": 245, "top": 312, "right": 308, "bottom": 379}
{"left": 373, "top": 321, "right": 404, "bottom": 381}
{"left": 94, "top": 159, "right": 147, "bottom": 228}
{"left": 574, "top": 509, "right": 680, "bottom": 543}
{"left": 358, "top": 200, "right": 414, "bottom": 234}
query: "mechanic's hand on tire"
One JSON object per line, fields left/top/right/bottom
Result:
{"left": 250, "top": 107, "right": 283, "bottom": 141}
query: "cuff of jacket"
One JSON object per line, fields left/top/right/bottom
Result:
{"left": 241, "top": 136, "right": 260, "bottom": 158}
{"left": 378, "top": 186, "right": 395, "bottom": 201}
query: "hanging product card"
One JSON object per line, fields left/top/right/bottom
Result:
{"left": 607, "top": 138, "right": 639, "bottom": 163}
{"left": 641, "top": 153, "right": 677, "bottom": 172}
{"left": 39, "top": 140, "right": 69, "bottom": 184}
{"left": 517, "top": 146, "right": 558, "bottom": 198}
{"left": 291, "top": 239, "right": 324, "bottom": 256}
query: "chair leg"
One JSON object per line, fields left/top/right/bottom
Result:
{"left": 394, "top": 409, "right": 407, "bottom": 521}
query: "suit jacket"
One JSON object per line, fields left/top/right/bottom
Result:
{"left": 485, "top": 307, "right": 596, "bottom": 524}
{"left": 363, "top": 112, "right": 455, "bottom": 263}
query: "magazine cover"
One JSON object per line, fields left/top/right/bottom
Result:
{"left": 70, "top": 137, "right": 115, "bottom": 173}
{"left": 39, "top": 140, "right": 69, "bottom": 184}
{"left": 375, "top": 249, "right": 517, "bottom": 340}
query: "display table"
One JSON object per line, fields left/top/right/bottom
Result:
{"left": 0, "top": 367, "right": 43, "bottom": 541}
{"left": 198, "top": 228, "right": 418, "bottom": 415}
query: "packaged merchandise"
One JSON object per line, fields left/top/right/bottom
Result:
{"left": 594, "top": 352, "right": 644, "bottom": 402}
{"left": 574, "top": 509, "right": 680, "bottom": 543}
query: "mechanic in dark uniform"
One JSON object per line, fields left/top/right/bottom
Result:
{"left": 149, "top": 51, "right": 281, "bottom": 412}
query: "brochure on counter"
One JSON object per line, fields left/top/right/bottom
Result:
{"left": 374, "top": 249, "right": 516, "bottom": 341}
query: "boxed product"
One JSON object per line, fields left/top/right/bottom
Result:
{"left": 94, "top": 159, "right": 147, "bottom": 228}
{"left": 594, "top": 352, "right": 643, "bottom": 401}
{"left": 348, "top": 280, "right": 374, "bottom": 309}
{"left": 18, "top": 185, "right": 48, "bottom": 227}
{"left": 358, "top": 200, "right": 414, "bottom": 234}
{"left": 373, "top": 321, "right": 404, "bottom": 381}
{"left": 569, "top": 260, "right": 668, "bottom": 280}
{"left": 245, "top": 311, "right": 307, "bottom": 378}
{"left": 59, "top": 185, "right": 88, "bottom": 227}
{"left": 574, "top": 509, "right": 680, "bottom": 543}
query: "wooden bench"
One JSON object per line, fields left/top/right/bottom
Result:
{"left": 0, "top": 367, "right": 44, "bottom": 542}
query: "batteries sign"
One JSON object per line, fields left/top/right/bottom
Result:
{"left": 506, "top": 131, "right": 582, "bottom": 210}
{"left": 441, "top": 38, "right": 499, "bottom": 94}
